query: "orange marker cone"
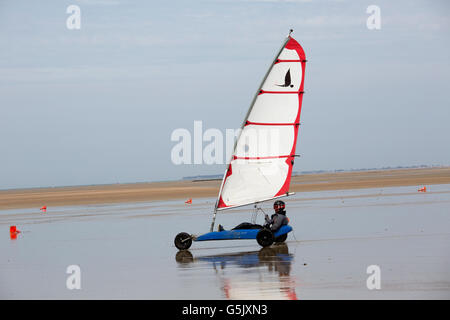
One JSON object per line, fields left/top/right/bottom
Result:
{"left": 40, "top": 206, "right": 47, "bottom": 213}
{"left": 10, "top": 225, "right": 20, "bottom": 240}
{"left": 185, "top": 198, "right": 192, "bottom": 204}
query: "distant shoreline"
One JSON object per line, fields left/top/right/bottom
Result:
{"left": 1, "top": 166, "right": 449, "bottom": 210}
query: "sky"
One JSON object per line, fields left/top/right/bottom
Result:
{"left": 0, "top": 0, "right": 449, "bottom": 189}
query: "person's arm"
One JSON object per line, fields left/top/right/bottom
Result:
{"left": 270, "top": 214, "right": 283, "bottom": 231}
{"left": 264, "top": 214, "right": 272, "bottom": 224}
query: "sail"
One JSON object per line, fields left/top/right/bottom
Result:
{"left": 216, "top": 36, "right": 306, "bottom": 210}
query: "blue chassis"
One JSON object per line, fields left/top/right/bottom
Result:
{"left": 194, "top": 225, "right": 292, "bottom": 242}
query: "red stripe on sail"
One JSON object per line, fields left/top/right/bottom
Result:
{"left": 245, "top": 121, "right": 300, "bottom": 126}
{"left": 275, "top": 59, "right": 302, "bottom": 64}
{"left": 259, "top": 90, "right": 299, "bottom": 95}
{"left": 233, "top": 155, "right": 293, "bottom": 160}
{"left": 217, "top": 164, "right": 233, "bottom": 208}
{"left": 217, "top": 196, "right": 228, "bottom": 209}
{"left": 285, "top": 36, "right": 306, "bottom": 60}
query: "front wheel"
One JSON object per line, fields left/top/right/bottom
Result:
{"left": 256, "top": 229, "right": 274, "bottom": 247}
{"left": 174, "top": 232, "right": 192, "bottom": 250}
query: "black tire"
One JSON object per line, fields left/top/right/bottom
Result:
{"left": 275, "top": 233, "right": 288, "bottom": 243}
{"left": 256, "top": 229, "right": 274, "bottom": 247}
{"left": 174, "top": 232, "right": 192, "bottom": 250}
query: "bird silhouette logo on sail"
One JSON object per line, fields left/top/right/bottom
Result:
{"left": 277, "top": 68, "right": 294, "bottom": 88}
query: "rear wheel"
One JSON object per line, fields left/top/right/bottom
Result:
{"left": 174, "top": 232, "right": 192, "bottom": 250}
{"left": 275, "top": 233, "right": 288, "bottom": 243}
{"left": 256, "top": 229, "right": 274, "bottom": 247}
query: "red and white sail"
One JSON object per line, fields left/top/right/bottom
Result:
{"left": 216, "top": 36, "right": 306, "bottom": 210}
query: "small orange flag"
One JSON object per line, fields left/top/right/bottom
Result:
{"left": 10, "top": 226, "right": 20, "bottom": 240}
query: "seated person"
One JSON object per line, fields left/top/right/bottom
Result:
{"left": 217, "top": 200, "right": 288, "bottom": 232}
{"left": 264, "top": 200, "right": 289, "bottom": 232}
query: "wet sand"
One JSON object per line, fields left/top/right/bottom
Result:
{"left": 1, "top": 167, "right": 450, "bottom": 210}
{"left": 1, "top": 183, "right": 449, "bottom": 299}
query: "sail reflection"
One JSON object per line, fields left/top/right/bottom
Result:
{"left": 175, "top": 244, "right": 297, "bottom": 300}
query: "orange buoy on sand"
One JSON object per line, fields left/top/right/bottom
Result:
{"left": 10, "top": 226, "right": 21, "bottom": 240}
{"left": 418, "top": 186, "right": 427, "bottom": 192}
{"left": 185, "top": 198, "right": 192, "bottom": 204}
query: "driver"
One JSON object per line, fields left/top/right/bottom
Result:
{"left": 264, "top": 200, "right": 289, "bottom": 232}
{"left": 217, "top": 200, "right": 289, "bottom": 232}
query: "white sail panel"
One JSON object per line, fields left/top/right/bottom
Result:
{"left": 235, "top": 125, "right": 295, "bottom": 158}
{"left": 278, "top": 47, "right": 301, "bottom": 60}
{"left": 216, "top": 36, "right": 306, "bottom": 209}
{"left": 247, "top": 94, "right": 299, "bottom": 124}
{"left": 261, "top": 62, "right": 302, "bottom": 92}
{"left": 220, "top": 158, "right": 290, "bottom": 206}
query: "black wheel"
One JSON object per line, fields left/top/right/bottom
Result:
{"left": 256, "top": 229, "right": 274, "bottom": 247}
{"left": 275, "top": 233, "right": 288, "bottom": 243}
{"left": 174, "top": 232, "right": 192, "bottom": 250}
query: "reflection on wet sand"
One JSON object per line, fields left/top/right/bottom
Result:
{"left": 175, "top": 244, "right": 297, "bottom": 300}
